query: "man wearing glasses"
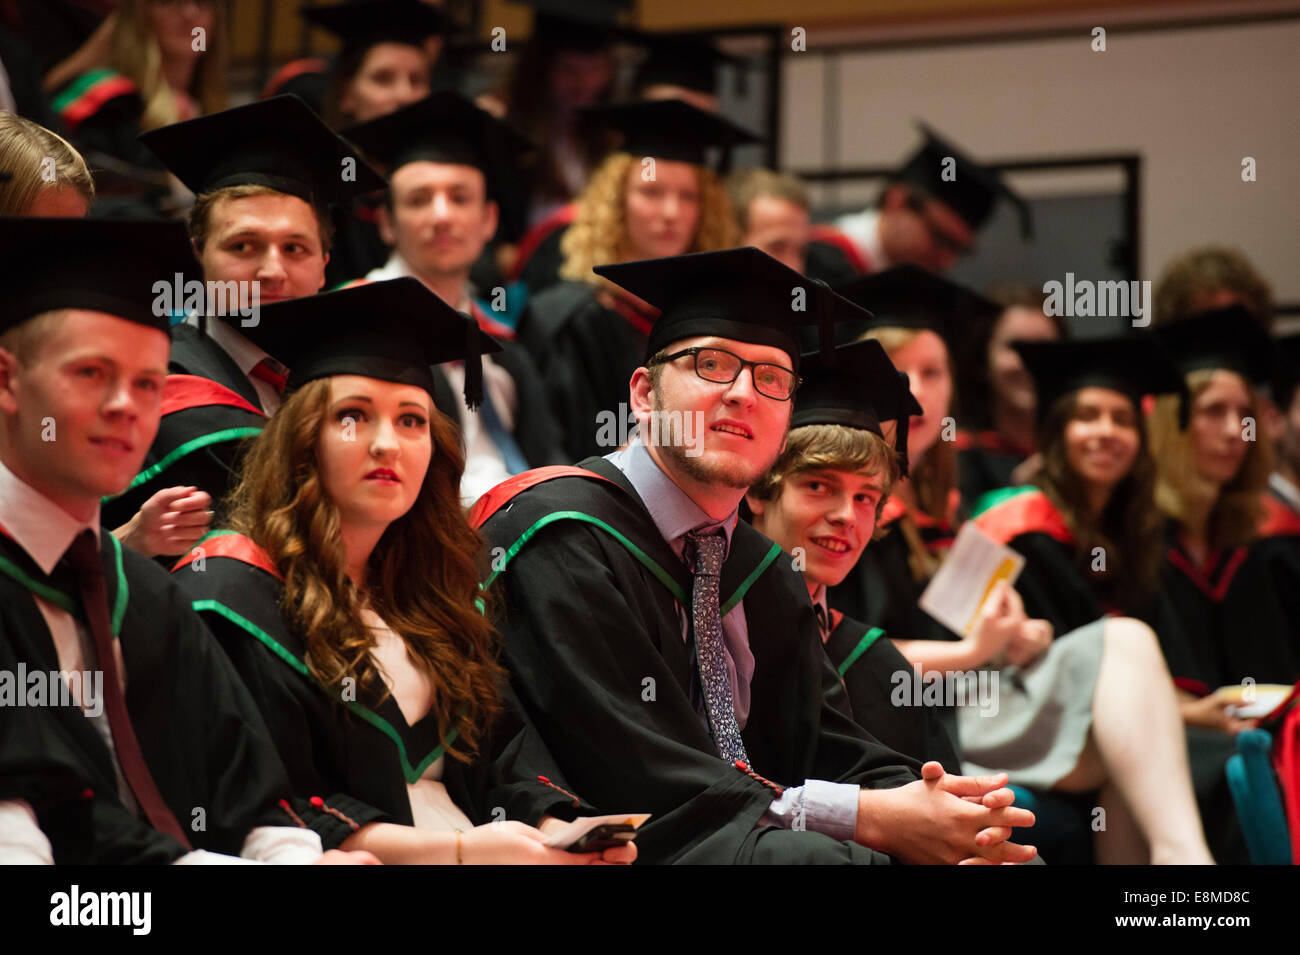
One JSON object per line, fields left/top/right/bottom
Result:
{"left": 827, "top": 122, "right": 1032, "bottom": 275}
{"left": 475, "top": 247, "right": 1038, "bottom": 864}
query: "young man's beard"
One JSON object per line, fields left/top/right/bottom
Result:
{"left": 649, "top": 390, "right": 784, "bottom": 490}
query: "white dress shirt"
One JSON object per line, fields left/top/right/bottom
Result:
{"left": 832, "top": 207, "right": 887, "bottom": 273}
{"left": 0, "top": 457, "right": 320, "bottom": 864}
{"left": 183, "top": 314, "right": 281, "bottom": 414}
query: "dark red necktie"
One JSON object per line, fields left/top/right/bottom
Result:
{"left": 63, "top": 530, "right": 192, "bottom": 849}
{"left": 249, "top": 358, "right": 287, "bottom": 395}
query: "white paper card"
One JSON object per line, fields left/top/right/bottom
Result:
{"left": 919, "top": 522, "right": 1025, "bottom": 637}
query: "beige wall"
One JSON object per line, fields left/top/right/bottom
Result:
{"left": 783, "top": 17, "right": 1300, "bottom": 302}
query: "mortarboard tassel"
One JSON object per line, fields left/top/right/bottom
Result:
{"left": 463, "top": 315, "right": 484, "bottom": 412}
{"left": 895, "top": 371, "right": 912, "bottom": 478}
{"left": 811, "top": 278, "right": 836, "bottom": 364}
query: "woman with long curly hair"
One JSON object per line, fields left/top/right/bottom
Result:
{"left": 173, "top": 279, "right": 634, "bottom": 865}
{"left": 517, "top": 99, "right": 751, "bottom": 462}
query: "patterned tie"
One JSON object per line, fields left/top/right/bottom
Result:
{"left": 63, "top": 530, "right": 192, "bottom": 849}
{"left": 686, "top": 528, "right": 749, "bottom": 764}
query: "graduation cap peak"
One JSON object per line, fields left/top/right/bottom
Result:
{"left": 594, "top": 246, "right": 871, "bottom": 369}
{"left": 893, "top": 120, "right": 1032, "bottom": 240}
{"left": 580, "top": 98, "right": 761, "bottom": 169}
{"left": 0, "top": 218, "right": 195, "bottom": 334}
{"left": 1013, "top": 334, "right": 1187, "bottom": 431}
{"left": 242, "top": 277, "right": 502, "bottom": 410}
{"left": 342, "top": 90, "right": 534, "bottom": 199}
{"left": 834, "top": 264, "right": 1000, "bottom": 356}
{"left": 1152, "top": 304, "right": 1277, "bottom": 386}
{"left": 139, "top": 95, "right": 386, "bottom": 204}
{"left": 791, "top": 339, "right": 924, "bottom": 476}
{"left": 300, "top": 0, "right": 458, "bottom": 48}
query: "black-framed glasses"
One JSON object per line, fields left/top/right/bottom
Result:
{"left": 903, "top": 192, "right": 974, "bottom": 257}
{"left": 651, "top": 346, "right": 802, "bottom": 401}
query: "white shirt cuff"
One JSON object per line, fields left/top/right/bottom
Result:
{"left": 0, "top": 799, "right": 54, "bottom": 865}
{"left": 758, "top": 780, "right": 860, "bottom": 843}
{"left": 171, "top": 826, "right": 323, "bottom": 865}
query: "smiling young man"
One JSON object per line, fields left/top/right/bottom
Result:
{"left": 745, "top": 339, "right": 962, "bottom": 770}
{"left": 101, "top": 95, "right": 386, "bottom": 543}
{"left": 344, "top": 91, "right": 565, "bottom": 504}
{"left": 474, "top": 247, "right": 1037, "bottom": 864}
{"left": 0, "top": 218, "right": 372, "bottom": 865}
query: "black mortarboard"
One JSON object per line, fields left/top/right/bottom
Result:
{"left": 1273, "top": 333, "right": 1300, "bottom": 409}
{"left": 300, "top": 0, "right": 456, "bottom": 49}
{"left": 791, "top": 339, "right": 924, "bottom": 476}
{"left": 893, "top": 121, "right": 1032, "bottom": 239}
{"left": 580, "top": 99, "right": 761, "bottom": 169}
{"left": 634, "top": 32, "right": 745, "bottom": 96}
{"left": 0, "top": 218, "right": 194, "bottom": 334}
{"left": 1153, "top": 305, "right": 1278, "bottom": 386}
{"left": 834, "top": 264, "right": 1000, "bottom": 358}
{"left": 594, "top": 246, "right": 872, "bottom": 369}
{"left": 513, "top": 0, "right": 637, "bottom": 52}
{"left": 139, "top": 95, "right": 386, "bottom": 204}
{"left": 241, "top": 278, "right": 501, "bottom": 409}
{"left": 342, "top": 91, "right": 533, "bottom": 200}
{"left": 1013, "top": 334, "right": 1187, "bottom": 429}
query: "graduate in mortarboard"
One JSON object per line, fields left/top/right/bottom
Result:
{"left": 50, "top": 0, "right": 229, "bottom": 213}
{"left": 476, "top": 246, "right": 1039, "bottom": 865}
{"left": 743, "top": 341, "right": 961, "bottom": 770}
{"left": 821, "top": 121, "right": 1032, "bottom": 278}
{"left": 1147, "top": 307, "right": 1296, "bottom": 693}
{"left": 267, "top": 2, "right": 457, "bottom": 285}
{"left": 342, "top": 92, "right": 565, "bottom": 505}
{"left": 171, "top": 279, "right": 634, "bottom": 864}
{"left": 970, "top": 332, "right": 1254, "bottom": 863}
{"left": 956, "top": 285, "right": 1068, "bottom": 507}
{"left": 827, "top": 265, "right": 998, "bottom": 640}
{"left": 264, "top": 0, "right": 455, "bottom": 124}
{"left": 0, "top": 218, "right": 374, "bottom": 865}
{"left": 516, "top": 99, "right": 755, "bottom": 464}
{"left": 101, "top": 95, "right": 385, "bottom": 550}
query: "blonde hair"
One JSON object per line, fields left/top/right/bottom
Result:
{"left": 110, "top": 0, "right": 228, "bottom": 131}
{"left": 749, "top": 423, "right": 900, "bottom": 537}
{"left": 558, "top": 152, "right": 738, "bottom": 290}
{"left": 0, "top": 113, "right": 94, "bottom": 215}
{"left": 725, "top": 167, "right": 809, "bottom": 231}
{"left": 0, "top": 310, "right": 69, "bottom": 367}
{"left": 1149, "top": 368, "right": 1273, "bottom": 550}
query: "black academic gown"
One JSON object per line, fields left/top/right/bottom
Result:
{"left": 824, "top": 609, "right": 962, "bottom": 771}
{"left": 828, "top": 499, "right": 956, "bottom": 643}
{"left": 1254, "top": 488, "right": 1300, "bottom": 663}
{"left": 958, "top": 431, "right": 1033, "bottom": 513}
{"left": 972, "top": 487, "right": 1258, "bottom": 863}
{"left": 478, "top": 459, "right": 921, "bottom": 865}
{"left": 101, "top": 322, "right": 267, "bottom": 533}
{"left": 0, "top": 529, "right": 321, "bottom": 863}
{"left": 171, "top": 532, "right": 596, "bottom": 849}
{"left": 517, "top": 282, "right": 655, "bottom": 464}
{"left": 1157, "top": 521, "right": 1299, "bottom": 695}
{"left": 325, "top": 200, "right": 390, "bottom": 288}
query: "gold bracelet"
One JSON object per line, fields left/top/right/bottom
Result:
{"left": 456, "top": 828, "right": 464, "bottom": 865}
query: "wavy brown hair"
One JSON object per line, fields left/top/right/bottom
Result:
{"left": 1148, "top": 369, "right": 1273, "bottom": 552}
{"left": 1034, "top": 390, "right": 1164, "bottom": 611}
{"left": 558, "top": 152, "right": 739, "bottom": 290}
{"left": 225, "top": 378, "right": 502, "bottom": 762}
